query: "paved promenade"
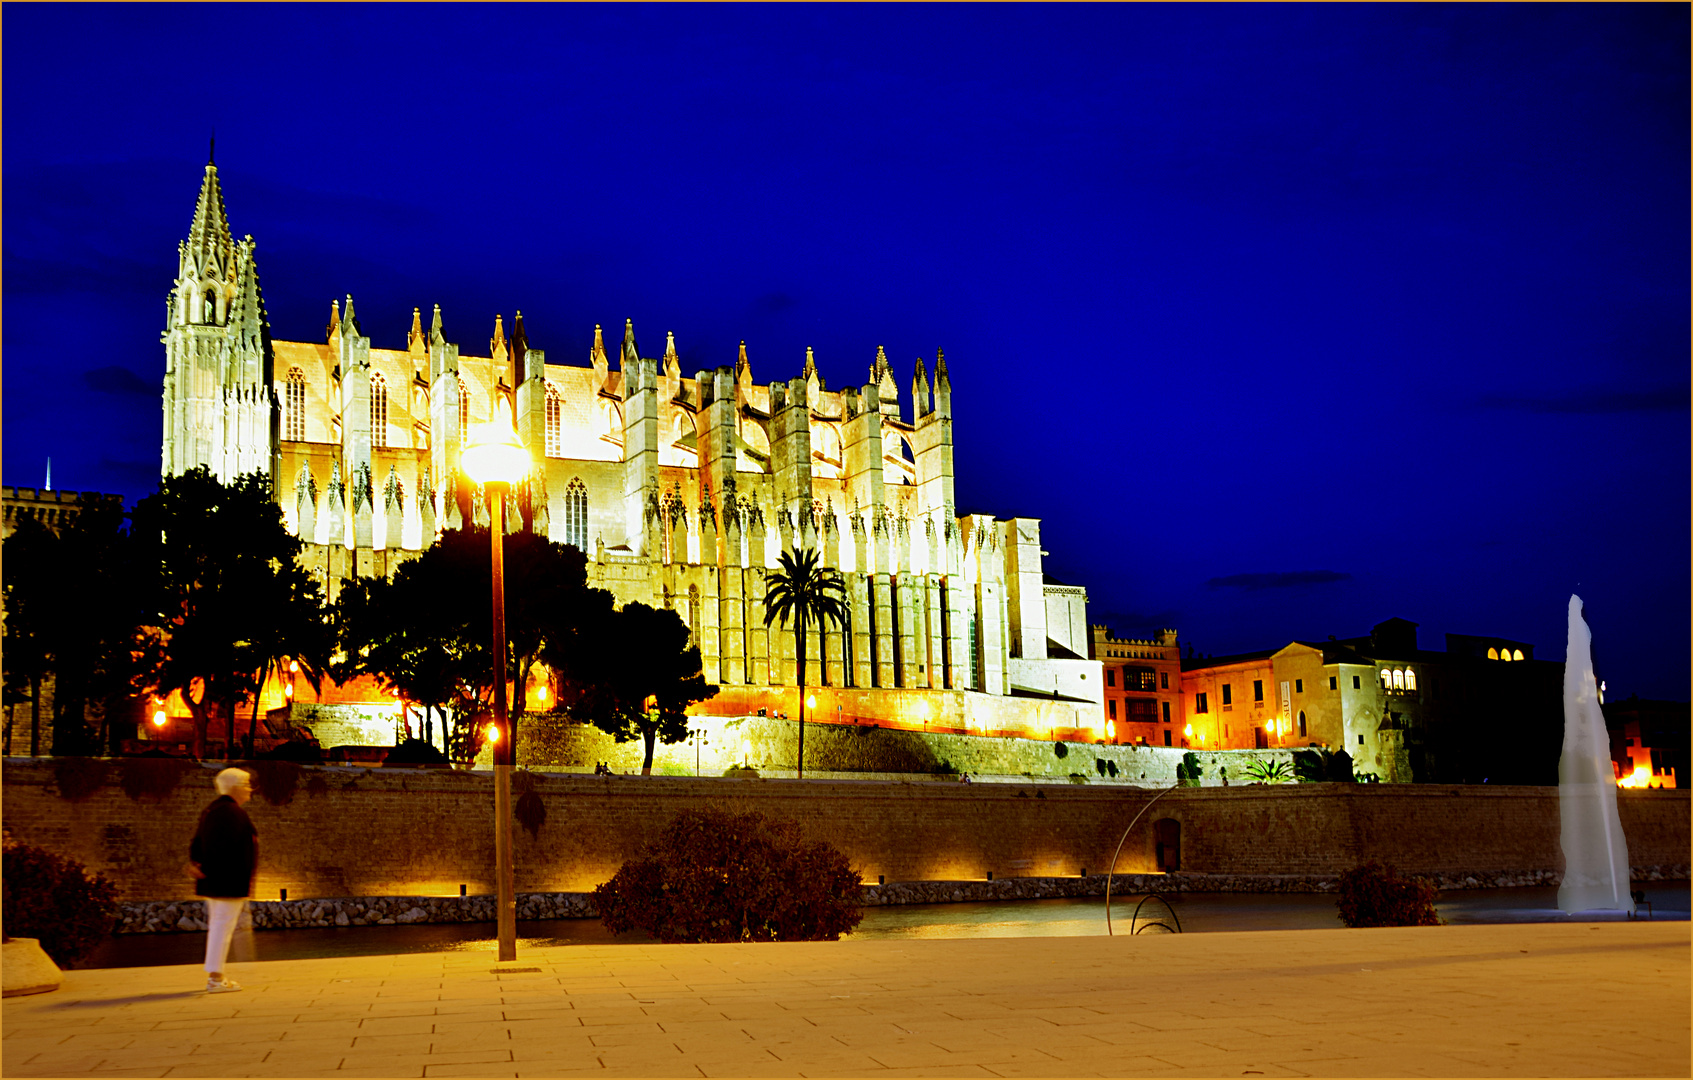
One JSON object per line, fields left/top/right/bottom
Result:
{"left": 3, "top": 921, "right": 1686, "bottom": 1078}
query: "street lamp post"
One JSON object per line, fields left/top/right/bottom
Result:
{"left": 463, "top": 407, "right": 531, "bottom": 964}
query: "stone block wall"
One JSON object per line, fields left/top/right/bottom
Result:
{"left": 2, "top": 758, "right": 1684, "bottom": 906}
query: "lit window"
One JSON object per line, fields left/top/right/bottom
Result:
{"left": 284, "top": 368, "right": 306, "bottom": 442}
{"left": 1487, "top": 647, "right": 1499, "bottom": 660}
{"left": 545, "top": 382, "right": 564, "bottom": 457}
{"left": 369, "top": 372, "right": 388, "bottom": 448}
{"left": 1405, "top": 669, "right": 1417, "bottom": 691}
{"left": 1381, "top": 670, "right": 1393, "bottom": 690}
{"left": 1392, "top": 669, "right": 1405, "bottom": 690}
{"left": 563, "top": 477, "right": 588, "bottom": 551}
{"left": 1512, "top": 649, "right": 1524, "bottom": 662}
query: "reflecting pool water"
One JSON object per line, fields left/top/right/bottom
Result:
{"left": 82, "top": 880, "right": 1688, "bottom": 969}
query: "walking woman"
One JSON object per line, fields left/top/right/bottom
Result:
{"left": 188, "top": 767, "right": 257, "bottom": 993}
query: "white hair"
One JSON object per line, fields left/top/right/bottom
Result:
{"left": 214, "top": 767, "right": 251, "bottom": 795}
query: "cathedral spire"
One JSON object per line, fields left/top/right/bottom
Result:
{"left": 871, "top": 344, "right": 889, "bottom": 384}
{"left": 621, "top": 318, "right": 639, "bottom": 369}
{"left": 490, "top": 313, "right": 507, "bottom": 359}
{"left": 803, "top": 346, "right": 818, "bottom": 380}
{"left": 591, "top": 323, "right": 606, "bottom": 366}
{"left": 935, "top": 347, "right": 950, "bottom": 387}
{"left": 736, "top": 340, "right": 752, "bottom": 384}
{"left": 407, "top": 307, "right": 425, "bottom": 353}
{"left": 663, "top": 330, "right": 680, "bottom": 374}
{"left": 511, "top": 310, "right": 529, "bottom": 375}
{"left": 913, "top": 354, "right": 931, "bottom": 417}
{"left": 185, "top": 162, "right": 233, "bottom": 260}
{"left": 326, "top": 299, "right": 341, "bottom": 344}
{"left": 342, "top": 294, "right": 360, "bottom": 336}
{"left": 227, "top": 235, "right": 268, "bottom": 357}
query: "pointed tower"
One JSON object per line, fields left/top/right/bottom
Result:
{"left": 589, "top": 323, "right": 609, "bottom": 394}
{"left": 620, "top": 319, "right": 660, "bottom": 555}
{"left": 912, "top": 355, "right": 931, "bottom": 419}
{"left": 162, "top": 158, "right": 277, "bottom": 486}
{"left": 510, "top": 310, "right": 549, "bottom": 534}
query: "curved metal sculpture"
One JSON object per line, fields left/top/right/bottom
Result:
{"left": 1104, "top": 781, "right": 1183, "bottom": 936}
{"left": 1129, "top": 892, "right": 1182, "bottom": 934}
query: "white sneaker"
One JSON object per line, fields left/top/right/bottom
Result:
{"left": 206, "top": 978, "right": 243, "bottom": 993}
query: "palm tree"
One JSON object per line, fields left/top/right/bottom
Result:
{"left": 762, "top": 547, "right": 847, "bottom": 780}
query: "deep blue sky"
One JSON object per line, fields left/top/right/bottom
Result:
{"left": 4, "top": 5, "right": 1687, "bottom": 699}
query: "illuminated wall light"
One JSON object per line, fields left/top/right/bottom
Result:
{"left": 485, "top": 723, "right": 501, "bottom": 745}
{"left": 289, "top": 660, "right": 299, "bottom": 673}
{"left": 152, "top": 710, "right": 168, "bottom": 727}
{"left": 806, "top": 694, "right": 816, "bottom": 709}
{"left": 536, "top": 684, "right": 548, "bottom": 703}
{"left": 284, "top": 685, "right": 293, "bottom": 698}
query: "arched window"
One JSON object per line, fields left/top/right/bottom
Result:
{"left": 1391, "top": 669, "right": 1405, "bottom": 690}
{"left": 284, "top": 368, "right": 306, "bottom": 442}
{"left": 202, "top": 285, "right": 217, "bottom": 324}
{"left": 563, "top": 477, "right": 588, "bottom": 551}
{"left": 545, "top": 383, "right": 563, "bottom": 457}
{"left": 1380, "top": 669, "right": 1393, "bottom": 690}
{"left": 1404, "top": 669, "right": 1417, "bottom": 691}
{"left": 1486, "top": 647, "right": 1499, "bottom": 660}
{"left": 1297, "top": 710, "right": 1307, "bottom": 738}
{"left": 458, "top": 380, "right": 471, "bottom": 445}
{"left": 1512, "top": 649, "right": 1524, "bottom": 662}
{"left": 369, "top": 372, "right": 389, "bottom": 448}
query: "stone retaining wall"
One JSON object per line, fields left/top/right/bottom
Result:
{"left": 6, "top": 758, "right": 1686, "bottom": 909}
{"left": 112, "top": 864, "right": 1688, "bottom": 934}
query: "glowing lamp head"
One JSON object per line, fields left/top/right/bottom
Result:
{"left": 536, "top": 685, "right": 548, "bottom": 702}
{"left": 485, "top": 723, "right": 501, "bottom": 745}
{"left": 284, "top": 684, "right": 293, "bottom": 698}
{"left": 151, "top": 709, "right": 168, "bottom": 728}
{"left": 806, "top": 694, "right": 816, "bottom": 710}
{"left": 288, "top": 660, "right": 299, "bottom": 673}
{"left": 1183, "top": 723, "right": 1194, "bottom": 738}
{"left": 461, "top": 408, "right": 530, "bottom": 485}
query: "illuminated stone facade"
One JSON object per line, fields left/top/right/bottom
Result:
{"left": 160, "top": 162, "right": 1103, "bottom": 733}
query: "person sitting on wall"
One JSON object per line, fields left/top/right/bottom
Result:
{"left": 959, "top": 772, "right": 972, "bottom": 784}
{"left": 188, "top": 767, "right": 257, "bottom": 994}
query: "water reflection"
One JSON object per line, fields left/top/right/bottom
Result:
{"left": 83, "top": 881, "right": 1687, "bottom": 969}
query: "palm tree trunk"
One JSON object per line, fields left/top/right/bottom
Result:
{"left": 797, "top": 612, "right": 807, "bottom": 781}
{"left": 29, "top": 677, "right": 41, "bottom": 756}
{"left": 249, "top": 664, "right": 266, "bottom": 758}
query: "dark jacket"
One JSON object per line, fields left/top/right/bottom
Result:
{"left": 190, "top": 795, "right": 257, "bottom": 899}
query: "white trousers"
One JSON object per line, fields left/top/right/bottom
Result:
{"left": 203, "top": 898, "right": 249, "bottom": 974}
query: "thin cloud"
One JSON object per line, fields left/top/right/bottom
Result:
{"left": 83, "top": 365, "right": 156, "bottom": 396}
{"left": 1207, "top": 570, "right": 1352, "bottom": 591}
{"left": 1476, "top": 386, "right": 1689, "bottom": 413}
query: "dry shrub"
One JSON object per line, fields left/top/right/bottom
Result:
{"left": 1337, "top": 860, "right": 1442, "bottom": 927}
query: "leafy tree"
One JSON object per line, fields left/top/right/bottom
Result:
{"left": 1293, "top": 747, "right": 1357, "bottom": 783}
{"left": 562, "top": 601, "right": 718, "bottom": 774}
{"left": 335, "top": 527, "right": 611, "bottom": 763}
{"left": 132, "top": 468, "right": 329, "bottom": 758}
{"left": 2, "top": 516, "right": 55, "bottom": 755}
{"left": 761, "top": 547, "right": 846, "bottom": 779}
{"left": 594, "top": 808, "right": 863, "bottom": 942}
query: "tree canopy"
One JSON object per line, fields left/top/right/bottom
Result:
{"left": 559, "top": 601, "right": 718, "bottom": 774}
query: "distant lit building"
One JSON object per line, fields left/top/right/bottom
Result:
{"left": 1090, "top": 626, "right": 1181, "bottom": 746}
{"left": 2, "top": 487, "right": 123, "bottom": 539}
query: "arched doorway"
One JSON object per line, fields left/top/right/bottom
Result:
{"left": 1153, "top": 818, "right": 1181, "bottom": 872}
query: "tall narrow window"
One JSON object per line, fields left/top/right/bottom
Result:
{"left": 369, "top": 372, "right": 389, "bottom": 448}
{"left": 458, "top": 380, "right": 471, "bottom": 444}
{"left": 968, "top": 612, "right": 979, "bottom": 691}
{"left": 545, "top": 383, "right": 563, "bottom": 457}
{"left": 1297, "top": 711, "right": 1307, "bottom": 737}
{"left": 1391, "top": 669, "right": 1405, "bottom": 690}
{"left": 562, "top": 477, "right": 588, "bottom": 551}
{"left": 1196, "top": 692, "right": 1209, "bottom": 714}
{"left": 284, "top": 368, "right": 306, "bottom": 442}
{"left": 1381, "top": 669, "right": 1393, "bottom": 690}
{"left": 1404, "top": 668, "right": 1417, "bottom": 691}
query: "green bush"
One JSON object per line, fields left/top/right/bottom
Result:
{"left": 2, "top": 840, "right": 120, "bottom": 967}
{"left": 594, "top": 808, "right": 863, "bottom": 943}
{"left": 1176, "top": 751, "right": 1202, "bottom": 786}
{"left": 1336, "top": 860, "right": 1442, "bottom": 928}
